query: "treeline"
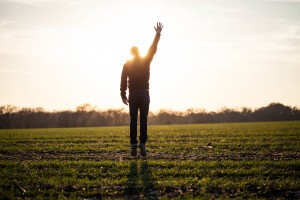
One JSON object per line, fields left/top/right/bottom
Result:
{"left": 0, "top": 102, "right": 299, "bottom": 129}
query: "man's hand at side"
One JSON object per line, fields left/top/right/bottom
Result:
{"left": 154, "top": 22, "right": 163, "bottom": 34}
{"left": 122, "top": 98, "right": 129, "bottom": 105}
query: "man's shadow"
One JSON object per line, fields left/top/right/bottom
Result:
{"left": 124, "top": 161, "right": 139, "bottom": 196}
{"left": 124, "top": 160, "right": 159, "bottom": 198}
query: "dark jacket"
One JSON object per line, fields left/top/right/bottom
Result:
{"left": 120, "top": 33, "right": 161, "bottom": 99}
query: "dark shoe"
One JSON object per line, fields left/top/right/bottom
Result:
{"left": 139, "top": 143, "right": 147, "bottom": 157}
{"left": 130, "top": 144, "right": 137, "bottom": 157}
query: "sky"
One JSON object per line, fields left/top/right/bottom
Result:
{"left": 0, "top": 0, "right": 300, "bottom": 112}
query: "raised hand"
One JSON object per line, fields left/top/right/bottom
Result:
{"left": 154, "top": 22, "right": 163, "bottom": 34}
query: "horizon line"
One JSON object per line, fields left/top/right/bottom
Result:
{"left": 1, "top": 102, "right": 300, "bottom": 113}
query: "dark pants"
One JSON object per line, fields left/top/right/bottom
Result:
{"left": 129, "top": 89, "right": 150, "bottom": 145}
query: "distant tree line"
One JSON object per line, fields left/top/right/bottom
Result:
{"left": 0, "top": 102, "right": 299, "bottom": 129}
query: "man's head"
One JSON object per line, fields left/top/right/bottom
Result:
{"left": 130, "top": 46, "right": 140, "bottom": 58}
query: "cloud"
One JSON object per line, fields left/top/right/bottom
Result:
{"left": 0, "top": 68, "right": 37, "bottom": 74}
{"left": 1, "top": 0, "right": 93, "bottom": 6}
{"left": 265, "top": 0, "right": 300, "bottom": 2}
{"left": 0, "top": 19, "right": 15, "bottom": 28}
{"left": 201, "top": 4, "right": 240, "bottom": 14}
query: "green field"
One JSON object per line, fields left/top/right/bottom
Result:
{"left": 0, "top": 122, "right": 299, "bottom": 199}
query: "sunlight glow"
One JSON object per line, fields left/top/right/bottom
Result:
{"left": 0, "top": 0, "right": 300, "bottom": 111}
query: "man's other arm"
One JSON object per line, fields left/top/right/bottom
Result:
{"left": 120, "top": 64, "right": 128, "bottom": 105}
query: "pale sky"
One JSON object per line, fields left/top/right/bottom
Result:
{"left": 0, "top": 0, "right": 300, "bottom": 112}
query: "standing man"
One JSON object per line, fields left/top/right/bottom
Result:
{"left": 120, "top": 22, "right": 163, "bottom": 157}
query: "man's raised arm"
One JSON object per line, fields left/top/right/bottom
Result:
{"left": 146, "top": 22, "right": 163, "bottom": 63}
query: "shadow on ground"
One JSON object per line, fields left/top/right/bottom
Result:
{"left": 124, "top": 160, "right": 160, "bottom": 199}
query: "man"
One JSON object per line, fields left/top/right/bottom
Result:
{"left": 120, "top": 22, "right": 163, "bottom": 157}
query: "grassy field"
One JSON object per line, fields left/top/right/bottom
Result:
{"left": 0, "top": 121, "right": 299, "bottom": 199}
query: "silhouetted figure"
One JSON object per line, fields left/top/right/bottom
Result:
{"left": 120, "top": 22, "right": 163, "bottom": 157}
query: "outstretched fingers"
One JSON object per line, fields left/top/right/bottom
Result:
{"left": 154, "top": 22, "right": 163, "bottom": 33}
{"left": 159, "top": 22, "right": 163, "bottom": 28}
